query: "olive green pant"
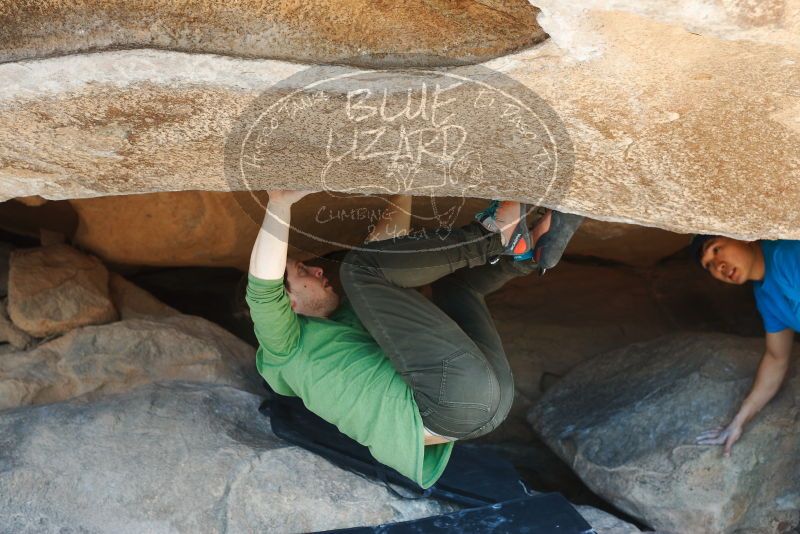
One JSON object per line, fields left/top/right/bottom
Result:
{"left": 340, "top": 222, "right": 538, "bottom": 440}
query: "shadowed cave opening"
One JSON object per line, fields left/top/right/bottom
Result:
{"left": 0, "top": 193, "right": 766, "bottom": 532}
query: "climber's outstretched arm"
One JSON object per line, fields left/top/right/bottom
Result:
{"left": 696, "top": 328, "right": 793, "bottom": 456}
{"left": 249, "top": 190, "right": 314, "bottom": 280}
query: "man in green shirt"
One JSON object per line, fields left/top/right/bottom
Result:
{"left": 246, "top": 191, "right": 579, "bottom": 488}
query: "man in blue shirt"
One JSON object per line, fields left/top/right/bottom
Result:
{"left": 693, "top": 236, "right": 797, "bottom": 456}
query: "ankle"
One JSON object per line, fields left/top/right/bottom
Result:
{"left": 495, "top": 201, "right": 522, "bottom": 246}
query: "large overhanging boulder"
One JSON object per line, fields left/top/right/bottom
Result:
{"left": 0, "top": 0, "right": 544, "bottom": 67}
{"left": 0, "top": 2, "right": 798, "bottom": 241}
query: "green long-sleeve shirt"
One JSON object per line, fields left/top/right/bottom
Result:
{"left": 245, "top": 273, "right": 452, "bottom": 489}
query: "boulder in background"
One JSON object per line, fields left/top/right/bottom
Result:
{"left": 0, "top": 381, "right": 455, "bottom": 532}
{"left": 0, "top": 315, "right": 259, "bottom": 410}
{"left": 530, "top": 333, "right": 800, "bottom": 533}
{"left": 7, "top": 244, "right": 118, "bottom": 337}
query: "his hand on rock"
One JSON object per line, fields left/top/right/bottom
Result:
{"left": 695, "top": 422, "right": 743, "bottom": 457}
{"left": 267, "top": 189, "right": 317, "bottom": 207}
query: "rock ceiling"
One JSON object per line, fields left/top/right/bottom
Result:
{"left": 0, "top": 0, "right": 798, "bottom": 240}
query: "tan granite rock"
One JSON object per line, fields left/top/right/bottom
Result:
{"left": 0, "top": 0, "right": 544, "bottom": 67}
{"left": 7, "top": 244, "right": 118, "bottom": 337}
{"left": 70, "top": 192, "right": 260, "bottom": 269}
{"left": 534, "top": 0, "right": 800, "bottom": 56}
{"left": 0, "top": 3, "right": 797, "bottom": 240}
{"left": 0, "top": 315, "right": 259, "bottom": 410}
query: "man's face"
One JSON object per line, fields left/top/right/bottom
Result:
{"left": 699, "top": 237, "right": 757, "bottom": 285}
{"left": 285, "top": 258, "right": 340, "bottom": 317}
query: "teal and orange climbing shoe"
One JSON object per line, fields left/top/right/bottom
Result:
{"left": 476, "top": 201, "right": 584, "bottom": 272}
{"left": 475, "top": 200, "right": 533, "bottom": 262}
{"left": 474, "top": 200, "right": 501, "bottom": 234}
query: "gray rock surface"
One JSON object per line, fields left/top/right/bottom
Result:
{"left": 575, "top": 506, "right": 641, "bottom": 534}
{"left": 7, "top": 244, "right": 118, "bottom": 337}
{"left": 529, "top": 333, "right": 800, "bottom": 533}
{"left": 0, "top": 315, "right": 259, "bottom": 410}
{"left": 0, "top": 381, "right": 454, "bottom": 533}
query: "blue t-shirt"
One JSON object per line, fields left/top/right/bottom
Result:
{"left": 753, "top": 240, "right": 800, "bottom": 333}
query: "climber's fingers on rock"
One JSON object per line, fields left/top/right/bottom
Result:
{"left": 723, "top": 427, "right": 742, "bottom": 457}
{"left": 695, "top": 427, "right": 726, "bottom": 444}
{"left": 695, "top": 426, "right": 723, "bottom": 438}
{"left": 696, "top": 436, "right": 727, "bottom": 446}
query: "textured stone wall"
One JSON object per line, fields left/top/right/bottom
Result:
{"left": 1, "top": 2, "right": 797, "bottom": 240}
{"left": 0, "top": 0, "right": 544, "bottom": 67}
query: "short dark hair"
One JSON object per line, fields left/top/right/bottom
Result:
{"left": 689, "top": 234, "right": 716, "bottom": 267}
